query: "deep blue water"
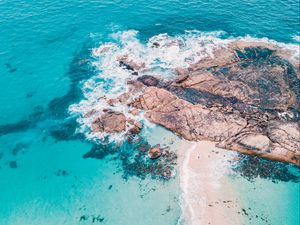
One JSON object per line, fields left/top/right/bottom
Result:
{"left": 0, "top": 0, "right": 299, "bottom": 224}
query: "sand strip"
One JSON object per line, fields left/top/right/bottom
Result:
{"left": 178, "top": 141, "right": 243, "bottom": 225}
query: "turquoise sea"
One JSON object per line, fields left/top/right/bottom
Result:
{"left": 0, "top": 0, "right": 299, "bottom": 224}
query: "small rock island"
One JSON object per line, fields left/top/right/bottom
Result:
{"left": 85, "top": 40, "right": 300, "bottom": 166}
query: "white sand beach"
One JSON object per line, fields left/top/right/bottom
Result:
{"left": 178, "top": 141, "right": 244, "bottom": 225}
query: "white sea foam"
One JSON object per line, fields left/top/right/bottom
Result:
{"left": 293, "top": 35, "right": 300, "bottom": 42}
{"left": 69, "top": 30, "right": 299, "bottom": 142}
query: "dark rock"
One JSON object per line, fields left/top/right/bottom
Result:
{"left": 151, "top": 42, "right": 160, "bottom": 48}
{"left": 137, "top": 75, "right": 160, "bottom": 87}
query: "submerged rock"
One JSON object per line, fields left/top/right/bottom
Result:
{"left": 9, "top": 161, "right": 17, "bottom": 168}
{"left": 148, "top": 148, "right": 162, "bottom": 159}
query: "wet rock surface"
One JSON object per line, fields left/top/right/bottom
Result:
{"left": 148, "top": 148, "right": 162, "bottom": 159}
{"left": 130, "top": 44, "right": 300, "bottom": 166}
{"left": 84, "top": 42, "right": 299, "bottom": 169}
{"left": 91, "top": 110, "right": 127, "bottom": 133}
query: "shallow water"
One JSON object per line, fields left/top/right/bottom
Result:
{"left": 0, "top": 0, "right": 299, "bottom": 224}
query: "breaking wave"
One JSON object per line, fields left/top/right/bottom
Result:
{"left": 69, "top": 30, "right": 299, "bottom": 142}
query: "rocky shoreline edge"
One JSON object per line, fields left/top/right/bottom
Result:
{"left": 83, "top": 40, "right": 300, "bottom": 166}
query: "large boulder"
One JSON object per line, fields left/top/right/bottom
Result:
{"left": 148, "top": 148, "right": 162, "bottom": 159}
{"left": 92, "top": 111, "right": 126, "bottom": 133}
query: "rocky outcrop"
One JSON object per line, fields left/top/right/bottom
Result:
{"left": 187, "top": 46, "right": 300, "bottom": 111}
{"left": 217, "top": 120, "right": 300, "bottom": 165}
{"left": 129, "top": 44, "right": 300, "bottom": 165}
{"left": 90, "top": 42, "right": 300, "bottom": 165}
{"left": 148, "top": 147, "right": 162, "bottom": 159}
{"left": 133, "top": 86, "right": 300, "bottom": 165}
{"left": 137, "top": 87, "right": 247, "bottom": 142}
{"left": 92, "top": 110, "right": 126, "bottom": 133}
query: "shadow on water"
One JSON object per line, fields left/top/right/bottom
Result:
{"left": 41, "top": 27, "right": 79, "bottom": 46}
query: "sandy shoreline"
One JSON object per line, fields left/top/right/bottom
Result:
{"left": 178, "top": 141, "right": 244, "bottom": 225}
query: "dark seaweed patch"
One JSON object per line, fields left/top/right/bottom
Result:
{"left": 284, "top": 63, "right": 300, "bottom": 106}
{"left": 235, "top": 47, "right": 274, "bottom": 60}
{"left": 79, "top": 215, "right": 104, "bottom": 223}
{"left": 26, "top": 91, "right": 35, "bottom": 99}
{"left": 48, "top": 41, "right": 95, "bottom": 119}
{"left": 55, "top": 169, "right": 69, "bottom": 177}
{"left": 83, "top": 137, "right": 177, "bottom": 180}
{"left": 5, "top": 63, "right": 17, "bottom": 73}
{"left": 49, "top": 118, "right": 84, "bottom": 141}
{"left": 29, "top": 105, "right": 45, "bottom": 120}
{"left": 83, "top": 143, "right": 118, "bottom": 159}
{"left": 0, "top": 120, "right": 32, "bottom": 136}
{"left": 0, "top": 40, "right": 96, "bottom": 141}
{"left": 12, "top": 142, "right": 30, "bottom": 155}
{"left": 231, "top": 154, "right": 300, "bottom": 183}
{"left": 209, "top": 47, "right": 300, "bottom": 116}
{"left": 0, "top": 106, "right": 44, "bottom": 137}
{"left": 9, "top": 161, "right": 18, "bottom": 168}
{"left": 119, "top": 140, "right": 177, "bottom": 180}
